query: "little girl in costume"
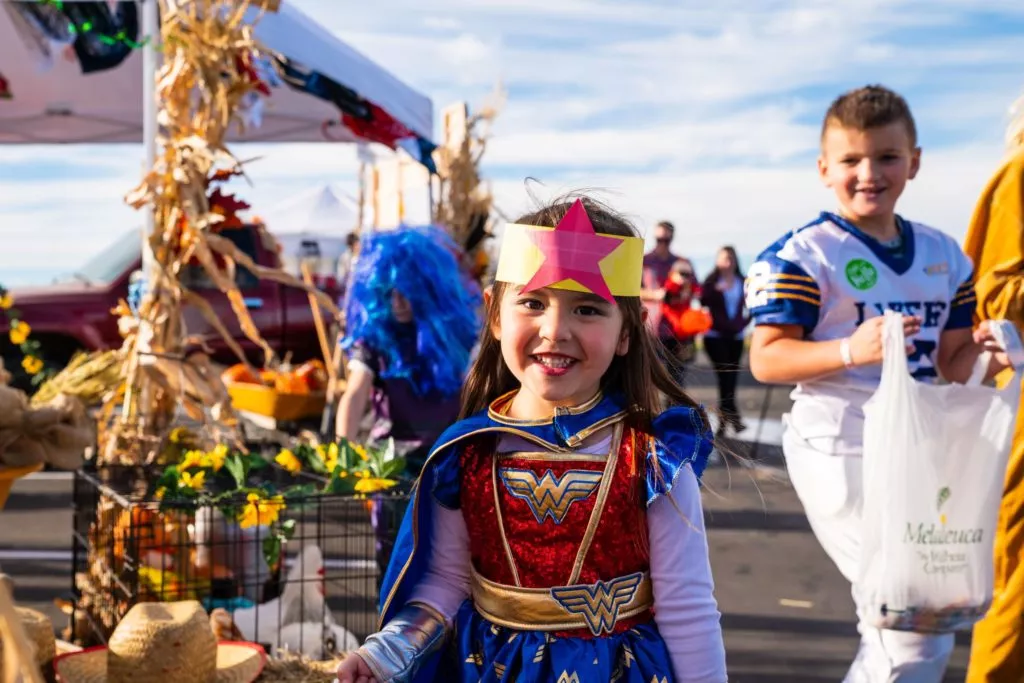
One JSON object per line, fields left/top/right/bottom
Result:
{"left": 336, "top": 198, "right": 727, "bottom": 683}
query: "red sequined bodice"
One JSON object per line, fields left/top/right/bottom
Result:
{"left": 459, "top": 425, "right": 650, "bottom": 592}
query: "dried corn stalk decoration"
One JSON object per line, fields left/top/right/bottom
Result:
{"left": 106, "top": 0, "right": 339, "bottom": 464}
{"left": 431, "top": 89, "right": 505, "bottom": 250}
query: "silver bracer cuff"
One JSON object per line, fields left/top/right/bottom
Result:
{"left": 357, "top": 602, "right": 448, "bottom": 683}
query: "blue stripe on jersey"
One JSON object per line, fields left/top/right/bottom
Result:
{"left": 749, "top": 257, "right": 821, "bottom": 333}
{"left": 824, "top": 212, "right": 917, "bottom": 275}
{"left": 946, "top": 278, "right": 977, "bottom": 330}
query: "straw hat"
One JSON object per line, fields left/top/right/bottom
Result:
{"left": 54, "top": 601, "right": 265, "bottom": 683}
{"left": 0, "top": 606, "right": 56, "bottom": 671}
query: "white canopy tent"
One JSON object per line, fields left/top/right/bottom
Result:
{"left": 0, "top": 0, "right": 433, "bottom": 144}
{"left": 264, "top": 184, "right": 359, "bottom": 236}
{"left": 265, "top": 184, "right": 360, "bottom": 281}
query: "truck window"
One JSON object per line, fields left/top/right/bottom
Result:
{"left": 180, "top": 228, "right": 260, "bottom": 290}
{"left": 63, "top": 229, "right": 141, "bottom": 285}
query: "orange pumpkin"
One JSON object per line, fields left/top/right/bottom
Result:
{"left": 274, "top": 371, "right": 309, "bottom": 395}
{"left": 260, "top": 369, "right": 278, "bottom": 386}
{"left": 295, "top": 360, "right": 328, "bottom": 392}
{"left": 222, "top": 363, "right": 260, "bottom": 385}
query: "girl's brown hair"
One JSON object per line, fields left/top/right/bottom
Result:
{"left": 459, "top": 196, "right": 704, "bottom": 433}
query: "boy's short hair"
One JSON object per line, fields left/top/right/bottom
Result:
{"left": 656, "top": 220, "right": 675, "bottom": 235}
{"left": 821, "top": 85, "right": 918, "bottom": 148}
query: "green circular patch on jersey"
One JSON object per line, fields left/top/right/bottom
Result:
{"left": 845, "top": 258, "right": 878, "bottom": 290}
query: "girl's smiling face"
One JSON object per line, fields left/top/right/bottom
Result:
{"left": 490, "top": 285, "right": 630, "bottom": 420}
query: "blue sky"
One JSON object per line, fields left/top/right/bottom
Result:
{"left": 2, "top": 0, "right": 1024, "bottom": 284}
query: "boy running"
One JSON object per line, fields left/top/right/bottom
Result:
{"left": 748, "top": 85, "right": 1009, "bottom": 681}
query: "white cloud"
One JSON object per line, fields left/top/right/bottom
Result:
{"left": 1, "top": 0, "right": 1023, "bottom": 284}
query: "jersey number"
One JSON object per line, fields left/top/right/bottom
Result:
{"left": 908, "top": 340, "right": 937, "bottom": 379}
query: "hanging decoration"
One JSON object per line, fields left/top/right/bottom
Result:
{"left": 6, "top": 1, "right": 145, "bottom": 76}
{"left": 274, "top": 55, "right": 438, "bottom": 172}
{"left": 36, "top": 0, "right": 148, "bottom": 50}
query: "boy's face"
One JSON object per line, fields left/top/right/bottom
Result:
{"left": 817, "top": 121, "right": 920, "bottom": 229}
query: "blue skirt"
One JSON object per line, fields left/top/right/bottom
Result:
{"left": 437, "top": 601, "right": 676, "bottom": 682}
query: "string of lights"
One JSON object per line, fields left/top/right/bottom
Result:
{"left": 37, "top": 0, "right": 150, "bottom": 49}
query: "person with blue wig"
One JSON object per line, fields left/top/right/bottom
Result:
{"left": 335, "top": 225, "right": 482, "bottom": 578}
{"left": 335, "top": 224, "right": 481, "bottom": 468}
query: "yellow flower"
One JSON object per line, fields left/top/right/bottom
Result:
{"left": 180, "top": 470, "right": 205, "bottom": 490}
{"left": 0, "top": 293, "right": 12, "bottom": 310}
{"left": 155, "top": 487, "right": 166, "bottom": 500}
{"left": 238, "top": 493, "right": 286, "bottom": 529}
{"left": 275, "top": 449, "right": 302, "bottom": 474}
{"left": 203, "top": 444, "right": 228, "bottom": 471}
{"left": 354, "top": 477, "right": 398, "bottom": 494}
{"left": 180, "top": 449, "right": 205, "bottom": 470}
{"left": 317, "top": 442, "right": 339, "bottom": 472}
{"left": 169, "top": 427, "right": 192, "bottom": 444}
{"left": 352, "top": 444, "right": 369, "bottom": 461}
{"left": 21, "top": 355, "right": 43, "bottom": 375}
{"left": 9, "top": 321, "right": 30, "bottom": 345}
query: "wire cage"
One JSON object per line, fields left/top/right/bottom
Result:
{"left": 69, "top": 462, "right": 410, "bottom": 658}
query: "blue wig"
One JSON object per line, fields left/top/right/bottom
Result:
{"left": 341, "top": 225, "right": 482, "bottom": 398}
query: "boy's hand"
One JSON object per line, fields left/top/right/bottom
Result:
{"left": 336, "top": 653, "right": 378, "bottom": 683}
{"left": 973, "top": 320, "right": 1013, "bottom": 373}
{"left": 848, "top": 315, "right": 922, "bottom": 366}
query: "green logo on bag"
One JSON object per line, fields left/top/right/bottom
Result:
{"left": 846, "top": 259, "right": 878, "bottom": 290}
{"left": 937, "top": 486, "right": 951, "bottom": 525}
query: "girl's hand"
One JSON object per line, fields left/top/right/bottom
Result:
{"left": 847, "top": 315, "right": 922, "bottom": 366}
{"left": 973, "top": 320, "right": 1013, "bottom": 373}
{"left": 336, "top": 652, "right": 378, "bottom": 683}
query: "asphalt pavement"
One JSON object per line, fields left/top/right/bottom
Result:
{"left": 0, "top": 360, "right": 973, "bottom": 681}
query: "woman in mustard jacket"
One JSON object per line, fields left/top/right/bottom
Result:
{"left": 965, "top": 113, "right": 1024, "bottom": 683}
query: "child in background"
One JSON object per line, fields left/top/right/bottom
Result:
{"left": 747, "top": 85, "right": 1009, "bottom": 681}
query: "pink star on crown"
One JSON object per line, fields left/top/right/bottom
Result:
{"left": 521, "top": 200, "right": 623, "bottom": 303}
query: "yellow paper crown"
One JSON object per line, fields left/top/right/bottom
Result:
{"left": 493, "top": 201, "right": 644, "bottom": 301}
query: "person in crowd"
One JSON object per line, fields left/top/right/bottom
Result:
{"left": 963, "top": 97, "right": 1024, "bottom": 683}
{"left": 642, "top": 221, "right": 700, "bottom": 385}
{"left": 334, "top": 225, "right": 480, "bottom": 578}
{"left": 701, "top": 246, "right": 749, "bottom": 437}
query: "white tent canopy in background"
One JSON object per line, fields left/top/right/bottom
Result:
{"left": 266, "top": 184, "right": 358, "bottom": 239}
{"left": 267, "top": 184, "right": 359, "bottom": 278}
{"left": 0, "top": 0, "right": 433, "bottom": 144}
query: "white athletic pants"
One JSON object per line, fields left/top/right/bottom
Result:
{"left": 782, "top": 426, "right": 954, "bottom": 682}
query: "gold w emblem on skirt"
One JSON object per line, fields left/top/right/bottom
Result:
{"left": 500, "top": 468, "right": 603, "bottom": 524}
{"left": 550, "top": 572, "right": 644, "bottom": 636}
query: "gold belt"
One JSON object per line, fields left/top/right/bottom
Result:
{"left": 470, "top": 568, "right": 653, "bottom": 636}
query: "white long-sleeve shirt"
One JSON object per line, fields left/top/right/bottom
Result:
{"left": 407, "top": 433, "right": 727, "bottom": 683}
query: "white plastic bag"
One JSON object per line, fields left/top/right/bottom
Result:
{"left": 859, "top": 311, "right": 1023, "bottom": 633}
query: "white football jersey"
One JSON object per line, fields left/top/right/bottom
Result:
{"left": 747, "top": 211, "right": 976, "bottom": 453}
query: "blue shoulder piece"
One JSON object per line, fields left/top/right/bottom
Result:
{"left": 645, "top": 406, "right": 714, "bottom": 506}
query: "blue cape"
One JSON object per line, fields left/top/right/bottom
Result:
{"left": 376, "top": 392, "right": 714, "bottom": 680}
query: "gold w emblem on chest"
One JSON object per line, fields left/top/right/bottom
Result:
{"left": 550, "top": 572, "right": 644, "bottom": 636}
{"left": 499, "top": 468, "right": 603, "bottom": 524}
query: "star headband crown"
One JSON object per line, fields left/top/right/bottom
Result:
{"left": 493, "top": 199, "right": 644, "bottom": 303}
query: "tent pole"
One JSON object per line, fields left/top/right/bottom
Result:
{"left": 141, "top": 0, "right": 160, "bottom": 276}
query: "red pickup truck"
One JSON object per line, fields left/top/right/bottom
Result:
{"left": 1, "top": 224, "right": 343, "bottom": 388}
